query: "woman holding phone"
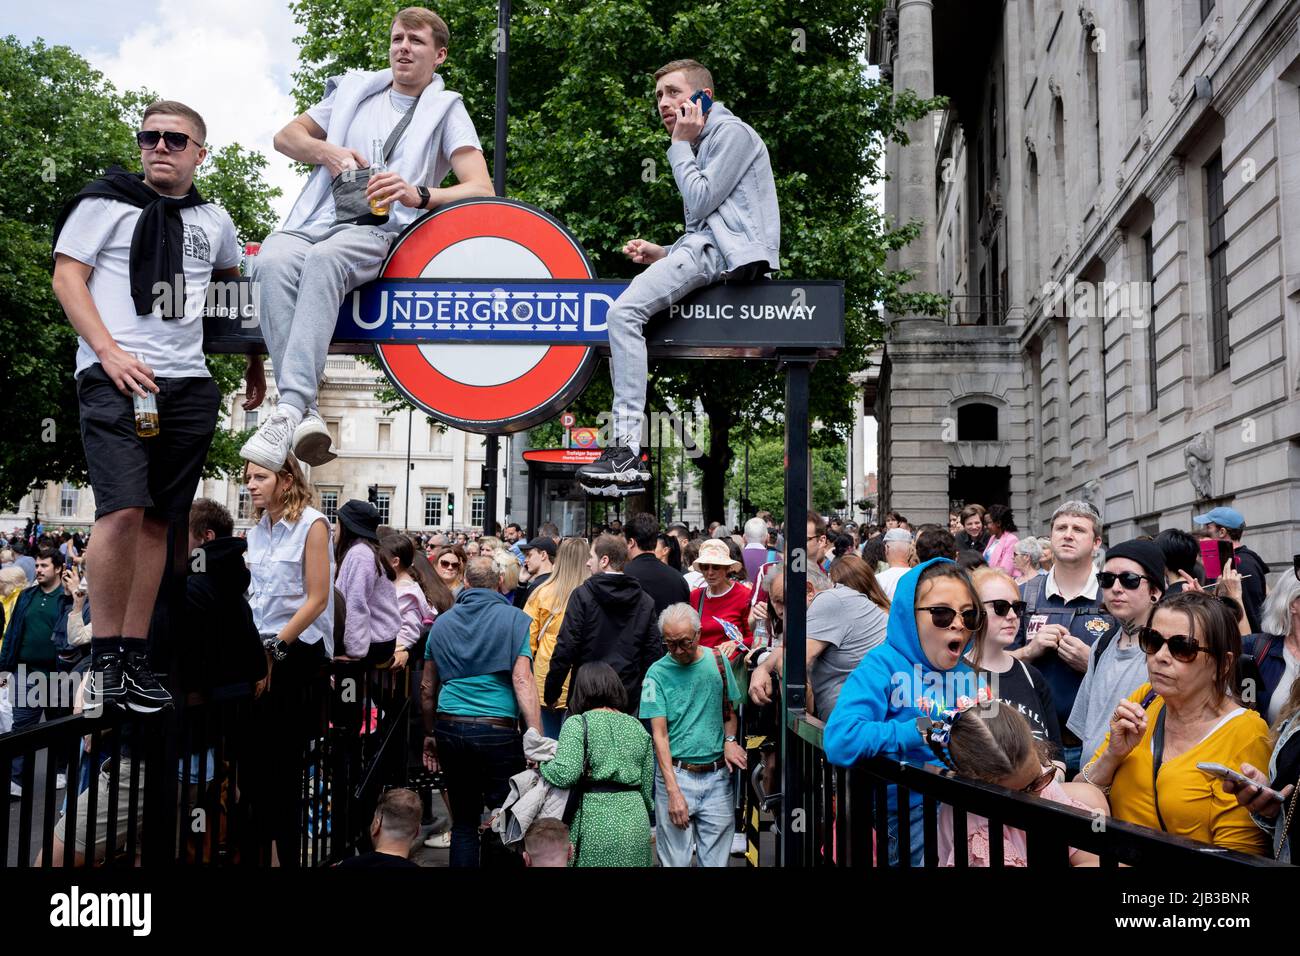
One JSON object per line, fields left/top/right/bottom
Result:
{"left": 1222, "top": 677, "right": 1300, "bottom": 861}
{"left": 1080, "top": 591, "right": 1272, "bottom": 854}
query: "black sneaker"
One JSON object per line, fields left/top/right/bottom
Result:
{"left": 123, "top": 651, "right": 172, "bottom": 713}
{"left": 576, "top": 445, "right": 651, "bottom": 487}
{"left": 85, "top": 651, "right": 127, "bottom": 709}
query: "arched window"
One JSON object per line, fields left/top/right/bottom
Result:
{"left": 957, "top": 403, "right": 999, "bottom": 441}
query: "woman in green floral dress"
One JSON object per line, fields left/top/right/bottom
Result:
{"left": 540, "top": 663, "right": 655, "bottom": 866}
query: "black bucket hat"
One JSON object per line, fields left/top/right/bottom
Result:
{"left": 338, "top": 499, "right": 381, "bottom": 541}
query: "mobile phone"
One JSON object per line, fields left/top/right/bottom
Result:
{"left": 1196, "top": 762, "right": 1284, "bottom": 801}
{"left": 689, "top": 89, "right": 713, "bottom": 114}
{"left": 1199, "top": 538, "right": 1223, "bottom": 580}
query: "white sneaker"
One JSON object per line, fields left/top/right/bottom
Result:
{"left": 56, "top": 773, "right": 67, "bottom": 791}
{"left": 731, "top": 832, "right": 748, "bottom": 855}
{"left": 9, "top": 782, "right": 20, "bottom": 798}
{"left": 423, "top": 831, "right": 451, "bottom": 849}
{"left": 240, "top": 412, "right": 296, "bottom": 471}
{"left": 293, "top": 411, "right": 336, "bottom": 466}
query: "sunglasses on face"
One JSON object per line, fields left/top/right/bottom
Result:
{"left": 917, "top": 606, "right": 983, "bottom": 630}
{"left": 136, "top": 129, "right": 198, "bottom": 151}
{"left": 1138, "top": 626, "right": 1208, "bottom": 663}
{"left": 1020, "top": 766, "right": 1057, "bottom": 795}
{"left": 1097, "top": 571, "right": 1152, "bottom": 591}
{"left": 438, "top": 560, "right": 460, "bottom": 570}
{"left": 983, "top": 599, "right": 1027, "bottom": 618}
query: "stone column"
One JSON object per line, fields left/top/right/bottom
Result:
{"left": 849, "top": 372, "right": 868, "bottom": 516}
{"left": 895, "top": 0, "right": 938, "bottom": 300}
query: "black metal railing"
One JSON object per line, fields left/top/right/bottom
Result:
{"left": 947, "top": 294, "right": 1005, "bottom": 326}
{"left": 779, "top": 711, "right": 1286, "bottom": 868}
{"left": 0, "top": 662, "right": 413, "bottom": 868}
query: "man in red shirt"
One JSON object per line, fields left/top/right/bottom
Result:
{"left": 688, "top": 539, "right": 752, "bottom": 661}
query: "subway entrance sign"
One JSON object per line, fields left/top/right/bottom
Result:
{"left": 204, "top": 197, "right": 843, "bottom": 432}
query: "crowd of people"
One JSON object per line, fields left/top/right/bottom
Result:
{"left": 6, "top": 0, "right": 1295, "bottom": 871}
{"left": 3, "top": 487, "right": 1298, "bottom": 868}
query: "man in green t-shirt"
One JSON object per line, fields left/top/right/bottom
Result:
{"left": 640, "top": 602, "right": 746, "bottom": 867}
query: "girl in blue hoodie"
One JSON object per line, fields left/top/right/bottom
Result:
{"left": 824, "top": 557, "right": 986, "bottom": 865}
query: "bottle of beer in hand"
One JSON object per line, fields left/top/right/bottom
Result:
{"left": 132, "top": 353, "right": 160, "bottom": 438}
{"left": 369, "top": 138, "right": 389, "bottom": 217}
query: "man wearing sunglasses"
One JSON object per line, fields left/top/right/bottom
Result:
{"left": 241, "top": 6, "right": 493, "bottom": 473}
{"left": 52, "top": 100, "right": 255, "bottom": 712}
{"left": 1066, "top": 539, "right": 1165, "bottom": 771}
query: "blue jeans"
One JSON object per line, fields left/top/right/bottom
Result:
{"left": 434, "top": 719, "right": 524, "bottom": 868}
{"left": 887, "top": 798, "right": 927, "bottom": 867}
{"left": 8, "top": 669, "right": 70, "bottom": 787}
{"left": 654, "top": 765, "right": 733, "bottom": 867}
{"left": 540, "top": 707, "right": 565, "bottom": 740}
{"left": 1061, "top": 745, "right": 1083, "bottom": 777}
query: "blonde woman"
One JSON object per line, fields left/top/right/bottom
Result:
{"left": 524, "top": 538, "right": 591, "bottom": 738}
{"left": 493, "top": 550, "right": 521, "bottom": 605}
{"left": 244, "top": 453, "right": 334, "bottom": 867}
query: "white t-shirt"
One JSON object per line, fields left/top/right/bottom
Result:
{"left": 298, "top": 87, "right": 481, "bottom": 234}
{"left": 1268, "top": 647, "right": 1300, "bottom": 725}
{"left": 875, "top": 565, "right": 908, "bottom": 600}
{"left": 55, "top": 197, "right": 240, "bottom": 378}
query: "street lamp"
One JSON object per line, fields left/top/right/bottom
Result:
{"left": 31, "top": 483, "right": 45, "bottom": 537}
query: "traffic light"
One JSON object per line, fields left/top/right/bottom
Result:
{"left": 367, "top": 484, "right": 378, "bottom": 507}
{"left": 447, "top": 492, "right": 455, "bottom": 516}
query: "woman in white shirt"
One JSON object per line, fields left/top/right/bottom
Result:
{"left": 243, "top": 454, "right": 334, "bottom": 867}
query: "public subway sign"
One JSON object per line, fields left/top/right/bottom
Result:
{"left": 202, "top": 197, "right": 844, "bottom": 433}
{"left": 338, "top": 278, "right": 833, "bottom": 342}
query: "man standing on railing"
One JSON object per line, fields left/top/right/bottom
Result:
{"left": 577, "top": 58, "right": 780, "bottom": 496}
{"left": 240, "top": 6, "right": 493, "bottom": 473}
{"left": 52, "top": 99, "right": 256, "bottom": 714}
{"left": 641, "top": 603, "right": 747, "bottom": 867}
{"left": 421, "top": 556, "right": 541, "bottom": 867}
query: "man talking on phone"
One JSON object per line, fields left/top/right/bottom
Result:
{"left": 577, "top": 59, "right": 780, "bottom": 495}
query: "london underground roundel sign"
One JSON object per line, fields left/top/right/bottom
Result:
{"left": 374, "top": 198, "right": 600, "bottom": 434}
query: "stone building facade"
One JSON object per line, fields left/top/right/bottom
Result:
{"left": 873, "top": 0, "right": 1300, "bottom": 568}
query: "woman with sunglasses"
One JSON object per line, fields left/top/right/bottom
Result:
{"left": 1066, "top": 540, "right": 1166, "bottom": 770}
{"left": 824, "top": 558, "right": 985, "bottom": 866}
{"left": 929, "top": 701, "right": 1108, "bottom": 866}
{"left": 1081, "top": 591, "right": 1272, "bottom": 854}
{"left": 970, "top": 568, "right": 1062, "bottom": 762}
{"left": 432, "top": 545, "right": 467, "bottom": 595}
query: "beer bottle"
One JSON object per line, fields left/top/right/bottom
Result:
{"left": 133, "top": 353, "right": 160, "bottom": 438}
{"left": 369, "top": 139, "right": 389, "bottom": 217}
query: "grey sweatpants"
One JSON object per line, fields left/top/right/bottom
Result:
{"left": 252, "top": 224, "right": 394, "bottom": 416}
{"left": 608, "top": 238, "right": 724, "bottom": 446}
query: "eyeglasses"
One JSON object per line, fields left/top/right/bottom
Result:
{"left": 664, "top": 637, "right": 696, "bottom": 650}
{"left": 983, "top": 599, "right": 1027, "bottom": 618}
{"left": 1097, "top": 571, "right": 1153, "bottom": 591}
{"left": 1020, "top": 766, "right": 1057, "bottom": 795}
{"left": 1137, "top": 626, "right": 1208, "bottom": 663}
{"left": 438, "top": 560, "right": 460, "bottom": 570}
{"left": 136, "top": 129, "right": 199, "bottom": 151}
{"left": 916, "top": 606, "right": 983, "bottom": 630}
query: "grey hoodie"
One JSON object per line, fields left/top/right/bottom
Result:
{"left": 666, "top": 102, "right": 780, "bottom": 273}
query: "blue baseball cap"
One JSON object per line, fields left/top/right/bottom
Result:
{"left": 1193, "top": 506, "right": 1245, "bottom": 530}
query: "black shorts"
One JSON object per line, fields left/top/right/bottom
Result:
{"left": 76, "top": 363, "right": 220, "bottom": 520}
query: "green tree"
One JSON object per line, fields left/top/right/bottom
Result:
{"left": 724, "top": 437, "right": 845, "bottom": 518}
{"left": 288, "top": 0, "right": 945, "bottom": 520}
{"left": 0, "top": 35, "right": 281, "bottom": 509}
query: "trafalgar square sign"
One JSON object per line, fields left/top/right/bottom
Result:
{"left": 204, "top": 197, "right": 844, "bottom": 434}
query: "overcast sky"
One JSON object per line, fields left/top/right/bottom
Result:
{"left": 11, "top": 0, "right": 878, "bottom": 478}
{"left": 10, "top": 0, "right": 306, "bottom": 219}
